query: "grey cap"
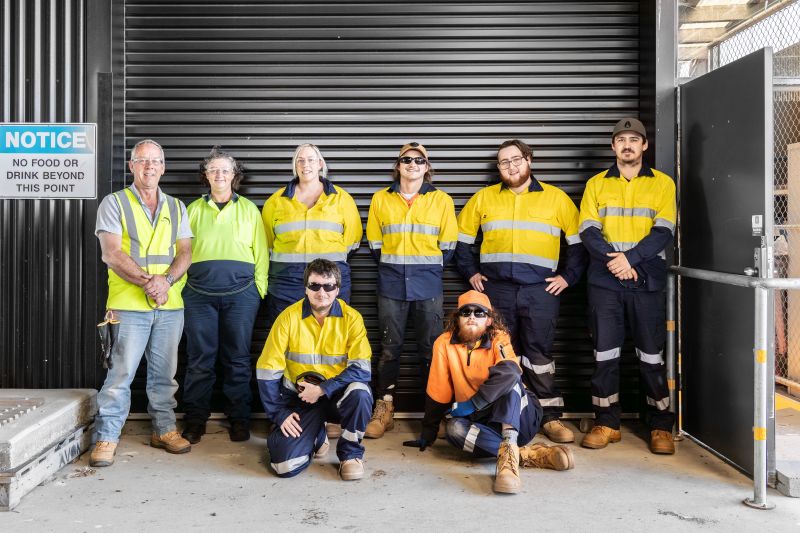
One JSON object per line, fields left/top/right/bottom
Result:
{"left": 612, "top": 118, "right": 647, "bottom": 140}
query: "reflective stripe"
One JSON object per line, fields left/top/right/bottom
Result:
{"left": 592, "top": 393, "right": 620, "bottom": 407}
{"left": 256, "top": 368, "right": 283, "bottom": 380}
{"left": 609, "top": 242, "right": 637, "bottom": 252}
{"left": 274, "top": 220, "right": 344, "bottom": 234}
{"left": 539, "top": 397, "right": 565, "bottom": 407}
{"left": 346, "top": 358, "right": 371, "bottom": 371}
{"left": 270, "top": 251, "right": 348, "bottom": 263}
{"left": 654, "top": 218, "right": 675, "bottom": 233}
{"left": 458, "top": 232, "right": 476, "bottom": 244}
{"left": 479, "top": 252, "right": 558, "bottom": 270}
{"left": 341, "top": 429, "right": 365, "bottom": 442}
{"left": 282, "top": 376, "right": 297, "bottom": 392}
{"left": 348, "top": 242, "right": 360, "bottom": 252}
{"left": 463, "top": 425, "right": 480, "bottom": 453}
{"left": 166, "top": 196, "right": 179, "bottom": 259}
{"left": 382, "top": 223, "right": 439, "bottom": 236}
{"left": 595, "top": 348, "right": 621, "bottom": 361}
{"left": 271, "top": 455, "right": 309, "bottom": 475}
{"left": 286, "top": 351, "right": 347, "bottom": 366}
{"left": 337, "top": 382, "right": 372, "bottom": 408}
{"left": 636, "top": 348, "right": 664, "bottom": 365}
{"left": 439, "top": 241, "right": 457, "bottom": 251}
{"left": 579, "top": 220, "right": 602, "bottom": 233}
{"left": 481, "top": 219, "right": 560, "bottom": 236}
{"left": 116, "top": 191, "right": 178, "bottom": 267}
{"left": 599, "top": 207, "right": 657, "bottom": 218}
{"left": 520, "top": 391, "right": 529, "bottom": 409}
{"left": 368, "top": 240, "right": 383, "bottom": 250}
{"left": 647, "top": 396, "right": 670, "bottom": 410}
{"left": 512, "top": 383, "right": 522, "bottom": 397}
{"left": 380, "top": 254, "right": 443, "bottom": 266}
{"left": 565, "top": 234, "right": 582, "bottom": 245}
{"left": 532, "top": 361, "right": 555, "bottom": 375}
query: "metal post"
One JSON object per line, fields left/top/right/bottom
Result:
{"left": 744, "top": 286, "right": 775, "bottom": 509}
{"left": 666, "top": 274, "right": 678, "bottom": 432}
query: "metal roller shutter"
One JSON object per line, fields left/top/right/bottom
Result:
{"left": 124, "top": 0, "right": 643, "bottom": 413}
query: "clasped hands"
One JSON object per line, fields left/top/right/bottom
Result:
{"left": 142, "top": 274, "right": 170, "bottom": 307}
{"left": 606, "top": 252, "right": 638, "bottom": 281}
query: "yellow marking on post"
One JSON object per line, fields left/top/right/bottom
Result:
{"left": 753, "top": 427, "right": 767, "bottom": 441}
{"left": 755, "top": 349, "right": 767, "bottom": 363}
{"left": 666, "top": 320, "right": 675, "bottom": 332}
{"left": 668, "top": 379, "right": 675, "bottom": 390}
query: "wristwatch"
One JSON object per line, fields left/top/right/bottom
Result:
{"left": 165, "top": 272, "right": 175, "bottom": 286}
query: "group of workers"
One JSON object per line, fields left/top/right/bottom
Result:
{"left": 89, "top": 117, "right": 676, "bottom": 494}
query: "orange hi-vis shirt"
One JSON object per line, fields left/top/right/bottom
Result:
{"left": 426, "top": 330, "right": 518, "bottom": 404}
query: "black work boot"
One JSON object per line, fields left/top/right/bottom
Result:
{"left": 182, "top": 421, "right": 206, "bottom": 444}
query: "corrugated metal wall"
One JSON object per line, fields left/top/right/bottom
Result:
{"left": 0, "top": 0, "right": 102, "bottom": 390}
{"left": 124, "top": 0, "right": 644, "bottom": 413}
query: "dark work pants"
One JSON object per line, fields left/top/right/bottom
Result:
{"left": 182, "top": 284, "right": 261, "bottom": 423}
{"left": 587, "top": 285, "right": 674, "bottom": 431}
{"left": 376, "top": 294, "right": 443, "bottom": 398}
{"left": 484, "top": 280, "right": 563, "bottom": 420}
{"left": 445, "top": 381, "right": 543, "bottom": 458}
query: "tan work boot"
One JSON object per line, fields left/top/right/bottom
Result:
{"left": 326, "top": 423, "right": 342, "bottom": 439}
{"left": 364, "top": 397, "right": 394, "bottom": 438}
{"left": 580, "top": 425, "right": 622, "bottom": 449}
{"left": 520, "top": 442, "right": 574, "bottom": 470}
{"left": 150, "top": 430, "right": 191, "bottom": 454}
{"left": 541, "top": 419, "right": 575, "bottom": 443}
{"left": 339, "top": 458, "right": 364, "bottom": 480}
{"left": 89, "top": 441, "right": 117, "bottom": 467}
{"left": 650, "top": 430, "right": 676, "bottom": 455}
{"left": 494, "top": 441, "right": 522, "bottom": 494}
{"left": 314, "top": 438, "right": 330, "bottom": 459}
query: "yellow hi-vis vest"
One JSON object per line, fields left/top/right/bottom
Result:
{"left": 106, "top": 188, "right": 186, "bottom": 311}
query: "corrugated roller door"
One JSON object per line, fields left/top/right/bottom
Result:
{"left": 124, "top": 0, "right": 642, "bottom": 413}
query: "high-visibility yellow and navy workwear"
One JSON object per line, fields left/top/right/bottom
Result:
{"left": 261, "top": 177, "right": 362, "bottom": 305}
{"left": 256, "top": 298, "right": 372, "bottom": 476}
{"left": 367, "top": 181, "right": 458, "bottom": 301}
{"left": 181, "top": 193, "right": 269, "bottom": 425}
{"left": 419, "top": 330, "right": 542, "bottom": 457}
{"left": 579, "top": 164, "right": 676, "bottom": 431}
{"left": 455, "top": 177, "right": 587, "bottom": 420}
{"left": 105, "top": 187, "right": 189, "bottom": 311}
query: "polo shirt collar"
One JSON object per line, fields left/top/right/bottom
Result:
{"left": 283, "top": 177, "right": 337, "bottom": 197}
{"left": 301, "top": 297, "right": 344, "bottom": 319}
{"left": 499, "top": 176, "right": 543, "bottom": 192}
{"left": 605, "top": 164, "right": 655, "bottom": 179}
{"left": 202, "top": 192, "right": 239, "bottom": 204}
{"left": 387, "top": 181, "right": 437, "bottom": 195}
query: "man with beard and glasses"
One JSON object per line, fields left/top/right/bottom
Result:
{"left": 255, "top": 259, "right": 373, "bottom": 480}
{"left": 403, "top": 290, "right": 574, "bottom": 495}
{"left": 578, "top": 118, "right": 676, "bottom": 454}
{"left": 455, "top": 139, "right": 586, "bottom": 445}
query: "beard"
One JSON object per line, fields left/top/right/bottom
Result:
{"left": 458, "top": 324, "right": 487, "bottom": 344}
{"left": 500, "top": 162, "right": 531, "bottom": 189}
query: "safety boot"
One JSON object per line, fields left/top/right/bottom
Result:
{"left": 314, "top": 438, "right": 330, "bottom": 459}
{"left": 339, "top": 458, "right": 364, "bottom": 480}
{"left": 519, "top": 442, "right": 574, "bottom": 470}
{"left": 649, "top": 430, "right": 676, "bottom": 455}
{"left": 494, "top": 441, "right": 522, "bottom": 494}
{"left": 326, "top": 422, "right": 342, "bottom": 439}
{"left": 541, "top": 419, "right": 575, "bottom": 443}
{"left": 580, "top": 425, "right": 622, "bottom": 449}
{"left": 89, "top": 441, "right": 117, "bottom": 467}
{"left": 364, "top": 397, "right": 394, "bottom": 438}
{"left": 150, "top": 430, "right": 191, "bottom": 454}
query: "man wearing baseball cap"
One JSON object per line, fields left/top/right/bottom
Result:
{"left": 404, "top": 290, "right": 574, "bottom": 495}
{"left": 365, "top": 142, "right": 458, "bottom": 438}
{"left": 578, "top": 118, "right": 677, "bottom": 454}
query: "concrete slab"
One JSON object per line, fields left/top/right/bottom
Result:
{"left": 0, "top": 389, "right": 96, "bottom": 471}
{"left": 2, "top": 419, "right": 800, "bottom": 532}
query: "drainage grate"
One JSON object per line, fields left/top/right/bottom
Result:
{"left": 0, "top": 398, "right": 45, "bottom": 426}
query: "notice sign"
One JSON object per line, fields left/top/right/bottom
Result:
{"left": 0, "top": 123, "right": 97, "bottom": 199}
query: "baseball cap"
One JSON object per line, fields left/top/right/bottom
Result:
{"left": 612, "top": 118, "right": 647, "bottom": 140}
{"left": 457, "top": 290, "right": 492, "bottom": 312}
{"left": 398, "top": 142, "right": 429, "bottom": 160}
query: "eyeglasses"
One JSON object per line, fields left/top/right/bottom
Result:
{"left": 297, "top": 157, "right": 318, "bottom": 166}
{"left": 458, "top": 307, "right": 488, "bottom": 318}
{"left": 497, "top": 156, "right": 527, "bottom": 170}
{"left": 398, "top": 156, "right": 427, "bottom": 165}
{"left": 306, "top": 282, "right": 338, "bottom": 293}
{"left": 206, "top": 168, "right": 233, "bottom": 176}
{"left": 131, "top": 158, "right": 164, "bottom": 166}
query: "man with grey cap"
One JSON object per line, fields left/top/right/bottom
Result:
{"left": 578, "top": 118, "right": 677, "bottom": 454}
{"left": 364, "top": 142, "right": 458, "bottom": 438}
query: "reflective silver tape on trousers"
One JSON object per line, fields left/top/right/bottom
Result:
{"left": 539, "top": 397, "right": 565, "bottom": 407}
{"left": 271, "top": 455, "right": 309, "bottom": 475}
{"left": 532, "top": 361, "right": 556, "bottom": 375}
{"left": 463, "top": 425, "right": 481, "bottom": 454}
{"left": 479, "top": 252, "right": 558, "bottom": 270}
{"left": 636, "top": 348, "right": 664, "bottom": 365}
{"left": 286, "top": 351, "right": 347, "bottom": 366}
{"left": 458, "top": 232, "right": 476, "bottom": 244}
{"left": 599, "top": 207, "right": 657, "bottom": 218}
{"left": 382, "top": 223, "right": 439, "bottom": 236}
{"left": 256, "top": 368, "right": 283, "bottom": 380}
{"left": 647, "top": 396, "right": 670, "bottom": 410}
{"left": 592, "top": 393, "right": 620, "bottom": 407}
{"left": 595, "top": 347, "right": 621, "bottom": 361}
{"left": 481, "top": 219, "right": 561, "bottom": 237}
{"left": 341, "top": 429, "right": 365, "bottom": 443}
{"left": 274, "top": 220, "right": 344, "bottom": 234}
{"left": 380, "top": 254, "right": 443, "bottom": 265}
{"left": 337, "top": 381, "right": 372, "bottom": 408}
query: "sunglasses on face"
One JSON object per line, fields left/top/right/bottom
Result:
{"left": 306, "top": 282, "right": 338, "bottom": 293}
{"left": 458, "top": 307, "right": 488, "bottom": 318}
{"left": 398, "top": 156, "right": 427, "bottom": 165}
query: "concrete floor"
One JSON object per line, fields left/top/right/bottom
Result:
{"left": 3, "top": 419, "right": 800, "bottom": 532}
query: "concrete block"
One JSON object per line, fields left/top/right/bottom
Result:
{"left": 776, "top": 460, "right": 800, "bottom": 497}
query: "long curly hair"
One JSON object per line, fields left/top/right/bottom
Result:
{"left": 444, "top": 307, "right": 510, "bottom": 340}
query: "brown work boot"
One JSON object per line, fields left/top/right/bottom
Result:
{"left": 580, "top": 425, "right": 622, "bottom": 449}
{"left": 494, "top": 441, "right": 522, "bottom": 494}
{"left": 541, "top": 419, "right": 575, "bottom": 443}
{"left": 364, "top": 397, "right": 394, "bottom": 438}
{"left": 326, "top": 423, "right": 342, "bottom": 439}
{"left": 314, "top": 438, "right": 330, "bottom": 459}
{"left": 150, "top": 430, "right": 191, "bottom": 454}
{"left": 89, "top": 441, "right": 117, "bottom": 467}
{"left": 650, "top": 430, "right": 676, "bottom": 455}
{"left": 339, "top": 458, "right": 365, "bottom": 480}
{"left": 520, "top": 442, "right": 574, "bottom": 470}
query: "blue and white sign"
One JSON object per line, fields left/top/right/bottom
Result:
{"left": 0, "top": 123, "right": 97, "bottom": 199}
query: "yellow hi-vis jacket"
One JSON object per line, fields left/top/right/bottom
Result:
{"left": 107, "top": 188, "right": 187, "bottom": 310}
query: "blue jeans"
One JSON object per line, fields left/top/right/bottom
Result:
{"left": 95, "top": 309, "right": 184, "bottom": 442}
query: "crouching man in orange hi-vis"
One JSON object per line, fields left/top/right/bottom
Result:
{"left": 403, "top": 290, "right": 574, "bottom": 495}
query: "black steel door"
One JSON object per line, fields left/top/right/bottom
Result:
{"left": 680, "top": 48, "right": 773, "bottom": 474}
